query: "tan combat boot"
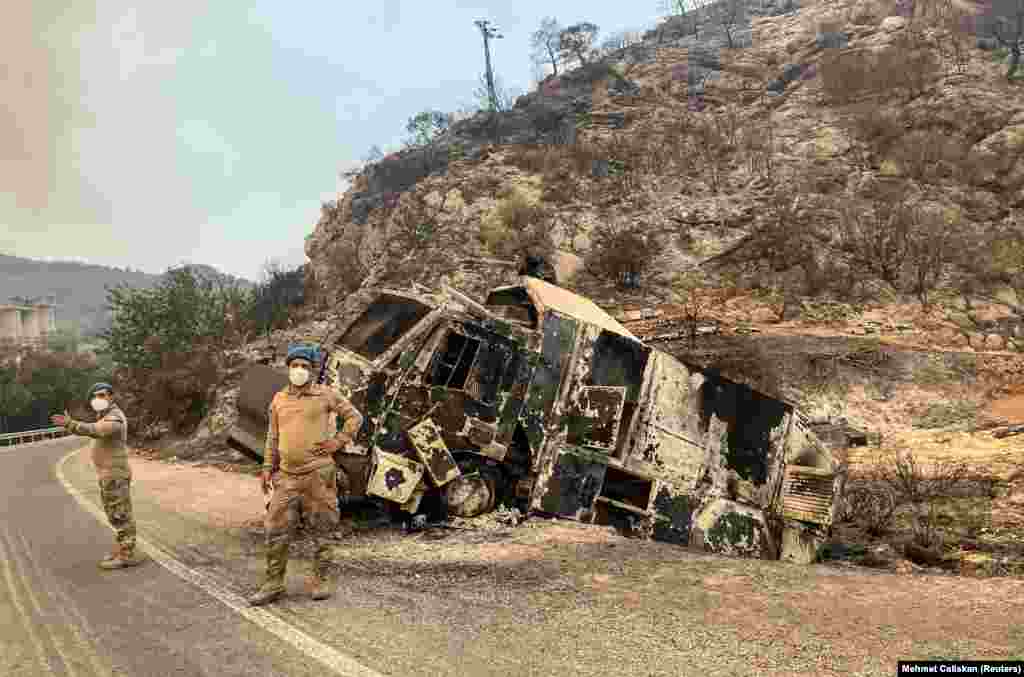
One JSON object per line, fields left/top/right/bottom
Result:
{"left": 98, "top": 544, "right": 144, "bottom": 570}
{"left": 249, "top": 543, "right": 287, "bottom": 606}
{"left": 310, "top": 566, "right": 334, "bottom": 601}
{"left": 99, "top": 545, "right": 120, "bottom": 566}
{"left": 307, "top": 573, "right": 331, "bottom": 598}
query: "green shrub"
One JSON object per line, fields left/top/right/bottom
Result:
{"left": 99, "top": 266, "right": 253, "bottom": 436}
{"left": 912, "top": 399, "right": 978, "bottom": 429}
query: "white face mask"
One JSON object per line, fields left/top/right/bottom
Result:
{"left": 289, "top": 366, "right": 310, "bottom": 387}
{"left": 91, "top": 398, "right": 110, "bottom": 412}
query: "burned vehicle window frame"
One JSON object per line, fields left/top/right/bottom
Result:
{"left": 429, "top": 330, "right": 482, "bottom": 391}
{"left": 587, "top": 331, "right": 649, "bottom": 400}
{"left": 484, "top": 287, "right": 539, "bottom": 327}
{"left": 337, "top": 294, "right": 433, "bottom": 360}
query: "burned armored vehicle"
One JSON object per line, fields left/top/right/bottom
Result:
{"left": 229, "top": 276, "right": 843, "bottom": 562}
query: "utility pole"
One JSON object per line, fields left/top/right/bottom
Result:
{"left": 474, "top": 19, "right": 503, "bottom": 112}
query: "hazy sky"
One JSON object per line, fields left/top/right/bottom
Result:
{"left": 2, "top": 2, "right": 663, "bottom": 282}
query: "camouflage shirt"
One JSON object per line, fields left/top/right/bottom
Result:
{"left": 67, "top": 404, "right": 131, "bottom": 482}
{"left": 264, "top": 384, "right": 364, "bottom": 475}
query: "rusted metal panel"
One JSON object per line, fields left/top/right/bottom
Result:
{"left": 229, "top": 365, "right": 292, "bottom": 458}
{"left": 464, "top": 338, "right": 511, "bottom": 407}
{"left": 464, "top": 417, "right": 497, "bottom": 448}
{"left": 413, "top": 323, "right": 449, "bottom": 373}
{"left": 784, "top": 411, "right": 839, "bottom": 471}
{"left": 523, "top": 311, "right": 578, "bottom": 468}
{"left": 767, "top": 411, "right": 793, "bottom": 513}
{"left": 782, "top": 465, "right": 835, "bottom": 526}
{"left": 335, "top": 453, "right": 371, "bottom": 497}
{"left": 521, "top": 277, "right": 637, "bottom": 339}
{"left": 366, "top": 449, "right": 425, "bottom": 503}
{"left": 629, "top": 352, "right": 706, "bottom": 491}
{"left": 565, "top": 386, "right": 627, "bottom": 450}
{"left": 599, "top": 462, "right": 657, "bottom": 512}
{"left": 236, "top": 364, "right": 290, "bottom": 422}
{"left": 496, "top": 352, "right": 533, "bottom": 444}
{"left": 407, "top": 417, "right": 461, "bottom": 487}
{"left": 334, "top": 293, "right": 435, "bottom": 364}
{"left": 477, "top": 441, "right": 508, "bottom": 462}
{"left": 536, "top": 446, "right": 608, "bottom": 520}
{"left": 398, "top": 477, "right": 427, "bottom": 513}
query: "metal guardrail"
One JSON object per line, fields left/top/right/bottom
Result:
{"left": 0, "top": 426, "right": 69, "bottom": 447}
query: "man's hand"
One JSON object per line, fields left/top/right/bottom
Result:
{"left": 50, "top": 410, "right": 71, "bottom": 428}
{"left": 313, "top": 436, "right": 347, "bottom": 456}
{"left": 261, "top": 470, "right": 273, "bottom": 495}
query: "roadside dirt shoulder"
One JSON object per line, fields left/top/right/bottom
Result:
{"left": 61, "top": 448, "right": 1024, "bottom": 677}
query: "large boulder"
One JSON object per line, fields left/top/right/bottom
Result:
{"left": 881, "top": 15, "right": 908, "bottom": 31}
{"left": 780, "top": 63, "right": 805, "bottom": 84}
{"left": 349, "top": 192, "right": 385, "bottom": 225}
{"left": 608, "top": 78, "right": 642, "bottom": 98}
{"left": 816, "top": 31, "right": 850, "bottom": 49}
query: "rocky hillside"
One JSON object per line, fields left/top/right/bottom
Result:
{"left": 305, "top": 0, "right": 1021, "bottom": 316}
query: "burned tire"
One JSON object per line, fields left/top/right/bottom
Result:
{"left": 444, "top": 454, "right": 507, "bottom": 518}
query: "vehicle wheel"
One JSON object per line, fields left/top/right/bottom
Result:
{"left": 444, "top": 454, "right": 505, "bottom": 518}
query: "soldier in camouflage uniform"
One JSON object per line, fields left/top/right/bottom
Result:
{"left": 51, "top": 383, "right": 143, "bottom": 569}
{"left": 249, "top": 344, "right": 364, "bottom": 606}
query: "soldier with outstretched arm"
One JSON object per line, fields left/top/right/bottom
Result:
{"left": 249, "top": 344, "right": 364, "bottom": 606}
{"left": 51, "top": 383, "right": 144, "bottom": 569}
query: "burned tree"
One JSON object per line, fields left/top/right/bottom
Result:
{"left": 975, "top": 0, "right": 1024, "bottom": 79}
{"left": 712, "top": 0, "right": 749, "bottom": 48}
{"left": 530, "top": 17, "right": 564, "bottom": 77}
{"left": 559, "top": 22, "right": 601, "bottom": 66}
{"left": 587, "top": 220, "right": 659, "bottom": 289}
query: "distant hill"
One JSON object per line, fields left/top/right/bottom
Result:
{"left": 0, "top": 255, "right": 257, "bottom": 337}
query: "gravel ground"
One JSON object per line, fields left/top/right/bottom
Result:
{"left": 58, "top": 451, "right": 1024, "bottom": 677}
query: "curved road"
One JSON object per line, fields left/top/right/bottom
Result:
{"left": 0, "top": 437, "right": 381, "bottom": 677}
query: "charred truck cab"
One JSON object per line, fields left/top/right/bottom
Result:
{"left": 229, "top": 277, "right": 843, "bottom": 563}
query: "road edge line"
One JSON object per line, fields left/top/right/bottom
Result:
{"left": 55, "top": 447, "right": 385, "bottom": 677}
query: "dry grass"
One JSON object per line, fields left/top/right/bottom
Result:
{"left": 849, "top": 431, "right": 1023, "bottom": 480}
{"left": 911, "top": 398, "right": 980, "bottom": 429}
{"left": 478, "top": 187, "right": 556, "bottom": 262}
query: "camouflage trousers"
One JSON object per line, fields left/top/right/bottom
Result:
{"left": 264, "top": 465, "right": 340, "bottom": 580}
{"left": 98, "top": 478, "right": 137, "bottom": 552}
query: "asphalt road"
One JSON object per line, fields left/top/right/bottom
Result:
{"left": 0, "top": 437, "right": 380, "bottom": 677}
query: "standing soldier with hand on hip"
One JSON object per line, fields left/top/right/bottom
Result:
{"left": 51, "top": 383, "right": 143, "bottom": 570}
{"left": 249, "top": 344, "right": 364, "bottom": 606}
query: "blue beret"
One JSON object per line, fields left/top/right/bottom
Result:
{"left": 88, "top": 382, "right": 114, "bottom": 397}
{"left": 285, "top": 343, "right": 319, "bottom": 366}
